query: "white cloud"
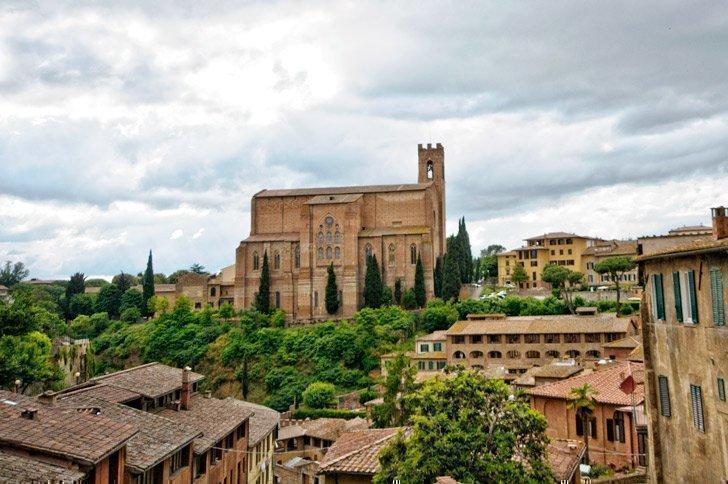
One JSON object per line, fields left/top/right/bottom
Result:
{"left": 169, "top": 229, "right": 183, "bottom": 240}
{"left": 192, "top": 228, "right": 204, "bottom": 240}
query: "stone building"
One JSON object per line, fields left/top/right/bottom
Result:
{"left": 638, "top": 206, "right": 728, "bottom": 483}
{"left": 234, "top": 144, "right": 447, "bottom": 321}
{"left": 317, "top": 428, "right": 401, "bottom": 484}
{"left": 380, "top": 330, "right": 447, "bottom": 377}
{"left": 582, "top": 239, "right": 639, "bottom": 287}
{"left": 236, "top": 401, "right": 280, "bottom": 484}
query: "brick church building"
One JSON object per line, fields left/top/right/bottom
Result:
{"left": 234, "top": 143, "right": 447, "bottom": 321}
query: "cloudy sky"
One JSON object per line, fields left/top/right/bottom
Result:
{"left": 1, "top": 1, "right": 727, "bottom": 279}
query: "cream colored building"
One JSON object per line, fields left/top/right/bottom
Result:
{"left": 582, "top": 239, "right": 639, "bottom": 287}
{"left": 380, "top": 330, "right": 447, "bottom": 377}
{"left": 238, "top": 401, "right": 280, "bottom": 484}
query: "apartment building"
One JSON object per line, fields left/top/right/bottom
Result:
{"left": 380, "top": 330, "right": 447, "bottom": 376}
{"left": 638, "top": 207, "right": 728, "bottom": 483}
{"left": 582, "top": 239, "right": 639, "bottom": 287}
{"left": 445, "top": 313, "right": 637, "bottom": 378}
{"left": 236, "top": 401, "right": 280, "bottom": 484}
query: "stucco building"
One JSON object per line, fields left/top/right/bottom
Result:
{"left": 638, "top": 206, "right": 728, "bottom": 483}
{"left": 233, "top": 144, "right": 447, "bottom": 321}
{"left": 582, "top": 239, "right": 639, "bottom": 287}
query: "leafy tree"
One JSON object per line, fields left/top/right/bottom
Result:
{"left": 595, "top": 256, "right": 636, "bottom": 316}
{"left": 325, "top": 263, "right": 339, "bottom": 315}
{"left": 189, "top": 263, "right": 207, "bottom": 274}
{"left": 372, "top": 353, "right": 416, "bottom": 428}
{"left": 302, "top": 381, "right": 337, "bottom": 409}
{"left": 364, "top": 255, "right": 383, "bottom": 309}
{"left": 568, "top": 383, "right": 598, "bottom": 464}
{"left": 154, "top": 273, "right": 168, "bottom": 283}
{"left": 147, "top": 295, "right": 170, "bottom": 316}
{"left": 95, "top": 284, "right": 122, "bottom": 318}
{"left": 89, "top": 312, "right": 111, "bottom": 336}
{"left": 394, "top": 279, "right": 403, "bottom": 305}
{"left": 0, "top": 261, "right": 29, "bottom": 287}
{"left": 120, "top": 307, "right": 141, "bottom": 323}
{"left": 402, "top": 288, "right": 417, "bottom": 310}
{"left": 167, "top": 270, "right": 189, "bottom": 284}
{"left": 414, "top": 254, "right": 426, "bottom": 308}
{"left": 113, "top": 272, "right": 136, "bottom": 294}
{"left": 374, "top": 369, "right": 553, "bottom": 483}
{"left": 441, "top": 250, "right": 461, "bottom": 302}
{"left": 120, "top": 288, "right": 144, "bottom": 314}
{"left": 174, "top": 295, "right": 193, "bottom": 312}
{"left": 84, "top": 278, "right": 109, "bottom": 288}
{"left": 433, "top": 255, "right": 443, "bottom": 298}
{"left": 69, "top": 315, "right": 94, "bottom": 339}
{"left": 255, "top": 251, "right": 271, "bottom": 314}
{"left": 142, "top": 250, "right": 155, "bottom": 317}
{"left": 541, "top": 264, "right": 583, "bottom": 314}
{"left": 381, "top": 286, "right": 393, "bottom": 306}
{"left": 481, "top": 244, "right": 506, "bottom": 257}
{"left": 0, "top": 331, "right": 61, "bottom": 393}
{"left": 68, "top": 293, "right": 95, "bottom": 319}
{"left": 218, "top": 302, "right": 235, "bottom": 321}
{"left": 511, "top": 263, "right": 529, "bottom": 286}
{"left": 65, "top": 273, "right": 86, "bottom": 317}
{"left": 420, "top": 299, "right": 458, "bottom": 333}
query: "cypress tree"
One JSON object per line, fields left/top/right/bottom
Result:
{"left": 116, "top": 271, "right": 132, "bottom": 294}
{"left": 142, "top": 250, "right": 155, "bottom": 317}
{"left": 394, "top": 279, "right": 403, "bottom": 305}
{"left": 414, "top": 254, "right": 426, "bottom": 308}
{"left": 256, "top": 251, "right": 271, "bottom": 314}
{"left": 456, "top": 217, "right": 473, "bottom": 283}
{"left": 442, "top": 251, "right": 461, "bottom": 302}
{"left": 434, "top": 255, "right": 443, "bottom": 298}
{"left": 364, "top": 255, "right": 383, "bottom": 309}
{"left": 325, "top": 262, "right": 339, "bottom": 315}
{"left": 65, "top": 272, "right": 86, "bottom": 319}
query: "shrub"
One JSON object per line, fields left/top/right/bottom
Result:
{"left": 359, "top": 388, "right": 378, "bottom": 405}
{"left": 120, "top": 307, "right": 141, "bottom": 323}
{"left": 589, "top": 463, "right": 612, "bottom": 478}
{"left": 420, "top": 301, "right": 458, "bottom": 333}
{"left": 291, "top": 408, "right": 366, "bottom": 420}
{"left": 302, "top": 381, "right": 337, "bottom": 409}
{"left": 402, "top": 289, "right": 418, "bottom": 309}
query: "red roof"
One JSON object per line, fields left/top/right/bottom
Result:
{"left": 527, "top": 361, "right": 644, "bottom": 406}
{"left": 318, "top": 428, "right": 401, "bottom": 475}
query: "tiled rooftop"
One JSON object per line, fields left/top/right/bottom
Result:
{"left": 89, "top": 362, "right": 205, "bottom": 399}
{"left": 158, "top": 394, "right": 253, "bottom": 454}
{"left": 602, "top": 335, "right": 642, "bottom": 349}
{"left": 528, "top": 361, "right": 644, "bottom": 406}
{"left": 0, "top": 390, "right": 137, "bottom": 465}
{"left": 58, "top": 382, "right": 142, "bottom": 403}
{"left": 59, "top": 394, "right": 201, "bottom": 472}
{"left": 547, "top": 439, "right": 585, "bottom": 482}
{"left": 0, "top": 449, "right": 86, "bottom": 483}
{"left": 417, "top": 330, "right": 448, "bottom": 342}
{"left": 254, "top": 182, "right": 431, "bottom": 198}
{"left": 635, "top": 236, "right": 728, "bottom": 261}
{"left": 318, "top": 428, "right": 401, "bottom": 475}
{"left": 525, "top": 232, "right": 593, "bottom": 241}
{"left": 233, "top": 401, "right": 280, "bottom": 447}
{"left": 277, "top": 417, "right": 370, "bottom": 442}
{"left": 446, "top": 313, "right": 633, "bottom": 335}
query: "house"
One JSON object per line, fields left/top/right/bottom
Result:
{"left": 601, "top": 335, "right": 643, "bottom": 362}
{"left": 528, "top": 360, "right": 646, "bottom": 470}
{"left": 637, "top": 206, "right": 728, "bottom": 482}
{"left": 547, "top": 439, "right": 586, "bottom": 483}
{"left": 513, "top": 359, "right": 585, "bottom": 389}
{"left": 582, "top": 239, "right": 639, "bottom": 287}
{"left": 276, "top": 417, "right": 369, "bottom": 464}
{"left": 235, "top": 401, "right": 280, "bottom": 484}
{"left": 445, "top": 313, "right": 637, "bottom": 379}
{"left": 0, "top": 390, "right": 137, "bottom": 483}
{"left": 380, "top": 330, "right": 448, "bottom": 376}
{"left": 317, "top": 428, "right": 401, "bottom": 484}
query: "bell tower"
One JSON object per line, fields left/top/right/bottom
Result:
{"left": 418, "top": 143, "right": 446, "bottom": 257}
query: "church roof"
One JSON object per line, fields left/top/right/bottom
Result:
{"left": 254, "top": 182, "right": 432, "bottom": 198}
{"left": 305, "top": 193, "right": 363, "bottom": 205}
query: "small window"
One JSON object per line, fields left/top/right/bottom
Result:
{"left": 526, "top": 350, "right": 540, "bottom": 359}
{"left": 294, "top": 245, "right": 300, "bottom": 268}
{"left": 507, "top": 350, "right": 520, "bottom": 359}
{"left": 652, "top": 273, "right": 666, "bottom": 321}
{"left": 325, "top": 216, "right": 334, "bottom": 226}
{"left": 326, "top": 246, "right": 333, "bottom": 259}
{"left": 428, "top": 361, "right": 434, "bottom": 370}
{"left": 317, "top": 231, "right": 324, "bottom": 244}
{"left": 335, "top": 229, "right": 342, "bottom": 243}
{"left": 273, "top": 251, "right": 281, "bottom": 270}
{"left": 275, "top": 291, "right": 281, "bottom": 309}
{"left": 410, "top": 244, "right": 417, "bottom": 265}
{"left": 710, "top": 267, "right": 725, "bottom": 326}
{"left": 419, "top": 344, "right": 429, "bottom": 353}
{"left": 334, "top": 247, "right": 341, "bottom": 259}
{"left": 433, "top": 342, "right": 442, "bottom": 351}
{"left": 388, "top": 244, "right": 396, "bottom": 265}
{"left": 418, "top": 361, "right": 425, "bottom": 370}
{"left": 658, "top": 375, "right": 671, "bottom": 417}
{"left": 606, "top": 418, "right": 615, "bottom": 442}
{"left": 718, "top": 378, "right": 726, "bottom": 402}
{"left": 210, "top": 287, "right": 216, "bottom": 297}
{"left": 364, "top": 244, "right": 373, "bottom": 259}
{"left": 326, "top": 231, "right": 333, "bottom": 243}
{"left": 252, "top": 252, "right": 260, "bottom": 271}
{"left": 690, "top": 384, "right": 705, "bottom": 431}
{"left": 314, "top": 291, "right": 318, "bottom": 308}
{"left": 317, "top": 247, "right": 324, "bottom": 259}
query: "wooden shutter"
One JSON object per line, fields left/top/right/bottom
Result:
{"left": 653, "top": 273, "right": 665, "bottom": 320}
{"left": 687, "top": 270, "right": 699, "bottom": 323}
{"left": 690, "top": 384, "right": 705, "bottom": 431}
{"left": 658, "top": 375, "right": 671, "bottom": 417}
{"left": 710, "top": 268, "right": 725, "bottom": 326}
{"left": 718, "top": 378, "right": 726, "bottom": 402}
{"left": 673, "top": 271, "right": 683, "bottom": 323}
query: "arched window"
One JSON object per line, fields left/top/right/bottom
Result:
{"left": 507, "top": 350, "right": 521, "bottom": 359}
{"left": 317, "top": 247, "right": 324, "bottom": 259}
{"left": 410, "top": 244, "right": 417, "bottom": 265}
{"left": 586, "top": 350, "right": 601, "bottom": 359}
{"left": 210, "top": 287, "right": 216, "bottom": 297}
{"left": 326, "top": 246, "right": 333, "bottom": 259}
{"left": 453, "top": 351, "right": 466, "bottom": 360}
{"left": 317, "top": 231, "right": 324, "bottom": 244}
{"left": 275, "top": 291, "right": 281, "bottom": 308}
{"left": 365, "top": 244, "right": 373, "bottom": 259}
{"left": 567, "top": 349, "right": 581, "bottom": 358}
{"left": 335, "top": 229, "right": 342, "bottom": 243}
{"left": 426, "top": 160, "right": 434, "bottom": 180}
{"left": 546, "top": 350, "right": 560, "bottom": 359}
{"left": 471, "top": 364, "right": 484, "bottom": 370}
{"left": 334, "top": 247, "right": 341, "bottom": 259}
{"left": 325, "top": 215, "right": 334, "bottom": 227}
{"left": 273, "top": 251, "right": 281, "bottom": 270}
{"left": 488, "top": 351, "right": 502, "bottom": 359}
{"left": 294, "top": 245, "right": 300, "bottom": 268}
{"left": 613, "top": 411, "right": 626, "bottom": 443}
{"left": 326, "top": 231, "right": 333, "bottom": 244}
{"left": 526, "top": 350, "right": 541, "bottom": 359}
{"left": 469, "top": 350, "right": 484, "bottom": 359}
{"left": 388, "top": 244, "right": 396, "bottom": 265}
{"left": 252, "top": 252, "right": 259, "bottom": 271}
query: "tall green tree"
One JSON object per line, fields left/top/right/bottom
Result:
{"left": 65, "top": 273, "right": 86, "bottom": 319}
{"left": 541, "top": 264, "right": 583, "bottom": 314}
{"left": 375, "top": 368, "right": 553, "bottom": 484}
{"left": 511, "top": 263, "right": 528, "bottom": 287}
{"left": 441, "top": 251, "right": 461, "bottom": 302}
{"left": 0, "top": 331, "right": 61, "bottom": 393}
{"left": 456, "top": 218, "right": 473, "bottom": 283}
{"left": 142, "top": 250, "right": 155, "bottom": 317}
{"left": 189, "top": 263, "right": 207, "bottom": 274}
{"left": 372, "top": 353, "right": 416, "bottom": 428}
{"left": 120, "top": 288, "right": 145, "bottom": 314}
{"left": 595, "top": 256, "right": 636, "bottom": 316}
{"left": 414, "top": 254, "right": 426, "bottom": 308}
{"left": 167, "top": 270, "right": 189, "bottom": 284}
{"left": 433, "top": 256, "right": 443, "bottom": 298}
{"left": 394, "top": 279, "right": 403, "bottom": 306}
{"left": 302, "top": 381, "right": 336, "bottom": 409}
{"left": 113, "top": 272, "right": 135, "bottom": 294}
{"left": 364, "top": 255, "right": 383, "bottom": 309}
{"left": 95, "top": 284, "right": 122, "bottom": 318}
{"left": 325, "top": 262, "right": 339, "bottom": 315}
{"left": 568, "top": 383, "right": 598, "bottom": 464}
{"left": 255, "top": 251, "right": 271, "bottom": 314}
{"left": 0, "top": 261, "right": 29, "bottom": 287}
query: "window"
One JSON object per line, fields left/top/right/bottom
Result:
{"left": 418, "top": 361, "right": 425, "bottom": 370}
{"left": 559, "top": 249, "right": 564, "bottom": 255}
{"left": 506, "top": 334, "right": 521, "bottom": 344}
{"left": 428, "top": 361, "right": 434, "bottom": 370}
{"left": 452, "top": 336, "right": 465, "bottom": 344}
{"left": 687, "top": 270, "right": 699, "bottom": 323}
{"left": 317, "top": 247, "right": 324, "bottom": 259}
{"left": 236, "top": 423, "right": 246, "bottom": 440}
{"left": 317, "top": 231, "right": 324, "bottom": 244}
{"left": 210, "top": 287, "right": 216, "bottom": 297}
{"left": 690, "top": 384, "right": 705, "bottom": 431}
{"left": 586, "top": 350, "right": 601, "bottom": 358}
{"left": 488, "top": 351, "right": 502, "bottom": 359}
{"left": 470, "top": 350, "right": 484, "bottom": 358}
{"left": 487, "top": 334, "right": 501, "bottom": 343}
{"left": 566, "top": 349, "right": 580, "bottom": 358}
{"left": 606, "top": 418, "right": 615, "bottom": 442}
{"left": 710, "top": 267, "right": 725, "bottom": 326}
{"left": 614, "top": 412, "right": 625, "bottom": 443}
{"left": 564, "top": 334, "right": 581, "bottom": 343}
{"left": 507, "top": 350, "right": 520, "bottom": 359}
{"left": 420, "top": 344, "right": 429, "bottom": 353}
{"left": 171, "top": 446, "right": 189, "bottom": 474}
{"left": 314, "top": 291, "right": 318, "bottom": 308}
{"left": 253, "top": 252, "right": 259, "bottom": 271}
{"left": 326, "top": 231, "right": 333, "bottom": 243}
{"left": 532, "top": 271, "right": 537, "bottom": 281}
{"left": 326, "top": 246, "right": 332, "bottom": 259}
{"left": 546, "top": 350, "right": 560, "bottom": 358}
{"left": 364, "top": 244, "right": 373, "bottom": 259}
{"left": 453, "top": 351, "right": 466, "bottom": 359}
{"left": 273, "top": 251, "right": 280, "bottom": 269}
{"left": 524, "top": 334, "right": 540, "bottom": 344}
{"left": 471, "top": 335, "right": 482, "bottom": 344}
{"left": 718, "top": 378, "right": 726, "bottom": 402}
{"left": 651, "top": 273, "right": 666, "bottom": 321}
{"left": 335, "top": 229, "right": 342, "bottom": 243}
{"left": 672, "top": 271, "right": 683, "bottom": 322}
{"left": 426, "top": 160, "right": 434, "bottom": 179}
{"left": 334, "top": 246, "right": 341, "bottom": 259}
{"left": 325, "top": 215, "right": 334, "bottom": 227}
{"left": 530, "top": 261, "right": 537, "bottom": 267}
{"left": 194, "top": 454, "right": 207, "bottom": 478}
{"left": 410, "top": 244, "right": 417, "bottom": 265}
{"left": 388, "top": 244, "right": 396, "bottom": 265}
{"left": 437, "top": 361, "right": 446, "bottom": 370}
{"left": 568, "top": 248, "right": 572, "bottom": 255}
{"left": 275, "top": 291, "right": 281, "bottom": 309}
{"left": 585, "top": 333, "right": 601, "bottom": 343}
{"left": 433, "top": 342, "right": 442, "bottom": 351}
{"left": 658, "top": 375, "right": 671, "bottom": 417}
{"left": 525, "top": 350, "right": 540, "bottom": 359}
{"left": 544, "top": 334, "right": 560, "bottom": 344}
{"left": 294, "top": 245, "right": 300, "bottom": 268}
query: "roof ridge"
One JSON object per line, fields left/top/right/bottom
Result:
{"left": 92, "top": 362, "right": 160, "bottom": 381}
{"left": 321, "top": 429, "right": 399, "bottom": 469}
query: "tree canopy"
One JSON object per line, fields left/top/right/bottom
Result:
{"left": 325, "top": 263, "right": 339, "bottom": 315}
{"left": 0, "top": 261, "right": 29, "bottom": 288}
{"left": 594, "top": 256, "right": 636, "bottom": 315}
{"left": 364, "top": 254, "right": 383, "bottom": 309}
{"left": 541, "top": 264, "right": 583, "bottom": 314}
{"left": 142, "top": 250, "right": 155, "bottom": 317}
{"left": 414, "top": 254, "right": 426, "bottom": 308}
{"left": 255, "top": 251, "right": 271, "bottom": 314}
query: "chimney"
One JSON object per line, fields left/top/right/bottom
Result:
{"left": 21, "top": 408, "right": 38, "bottom": 420}
{"left": 37, "top": 390, "right": 57, "bottom": 406}
{"left": 181, "top": 366, "right": 192, "bottom": 411}
{"left": 712, "top": 206, "right": 728, "bottom": 240}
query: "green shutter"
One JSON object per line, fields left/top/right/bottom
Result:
{"left": 673, "top": 271, "right": 683, "bottom": 323}
{"left": 688, "top": 270, "right": 699, "bottom": 323}
{"left": 654, "top": 273, "right": 666, "bottom": 320}
{"left": 711, "top": 268, "right": 725, "bottom": 326}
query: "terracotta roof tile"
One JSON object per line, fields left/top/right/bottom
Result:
{"left": 58, "top": 394, "right": 200, "bottom": 472}
{"left": 158, "top": 395, "right": 252, "bottom": 454}
{"left": 254, "top": 183, "right": 431, "bottom": 198}
{"left": 0, "top": 390, "right": 137, "bottom": 465}
{"left": 548, "top": 439, "right": 585, "bottom": 482}
{"left": 233, "top": 401, "right": 280, "bottom": 447}
{"left": 635, "top": 237, "right": 728, "bottom": 261}
{"left": 0, "top": 450, "right": 86, "bottom": 483}
{"left": 277, "top": 418, "right": 370, "bottom": 442}
{"left": 525, "top": 232, "right": 595, "bottom": 241}
{"left": 417, "top": 330, "right": 448, "bottom": 342}
{"left": 528, "top": 361, "right": 644, "bottom": 406}
{"left": 447, "top": 313, "right": 633, "bottom": 335}
{"left": 602, "top": 335, "right": 642, "bottom": 349}
{"left": 58, "top": 383, "right": 142, "bottom": 403}
{"left": 318, "top": 428, "right": 401, "bottom": 475}
{"left": 90, "top": 362, "right": 204, "bottom": 399}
